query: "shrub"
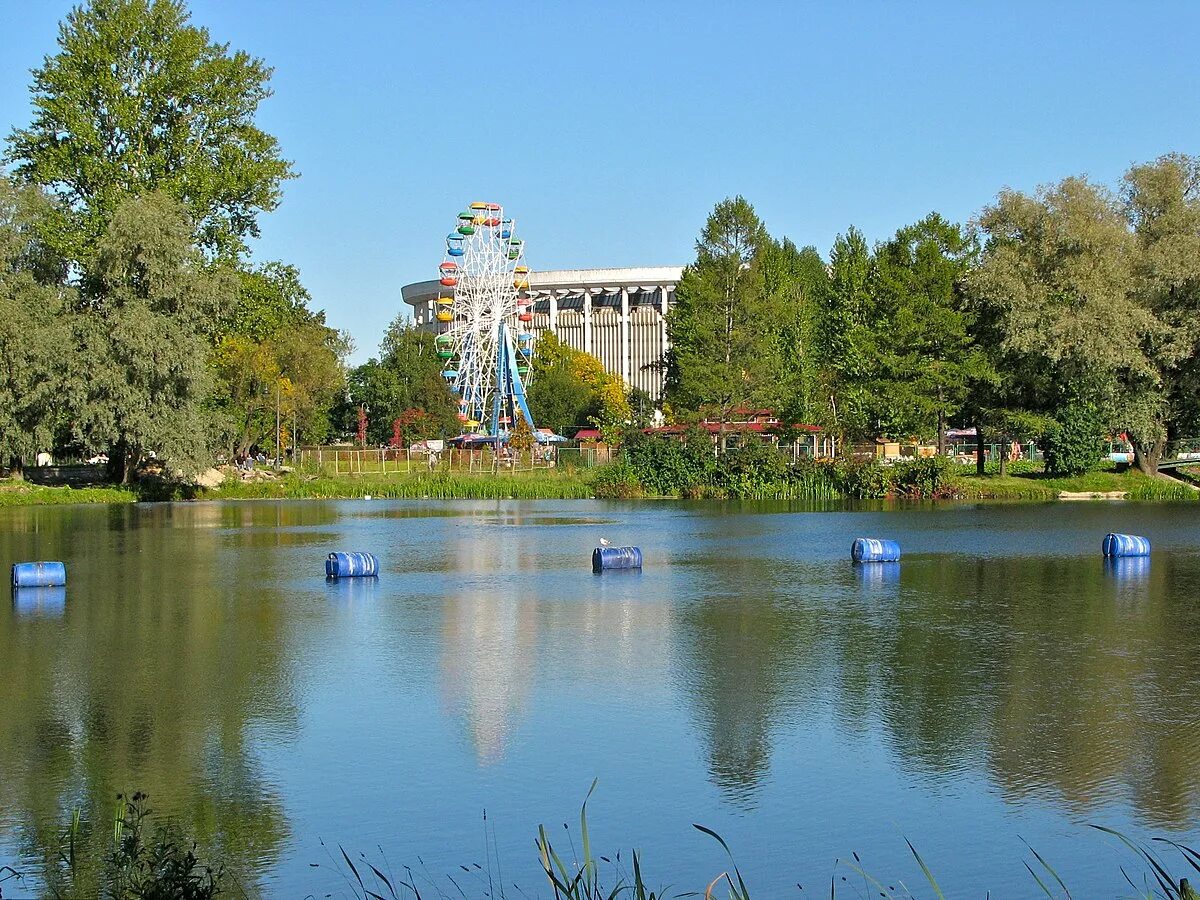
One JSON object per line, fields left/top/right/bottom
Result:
{"left": 1040, "top": 402, "right": 1104, "bottom": 476}
{"left": 892, "top": 456, "right": 954, "bottom": 498}
{"left": 590, "top": 459, "right": 642, "bottom": 498}
{"left": 834, "top": 458, "right": 892, "bottom": 499}
{"left": 713, "top": 441, "right": 789, "bottom": 497}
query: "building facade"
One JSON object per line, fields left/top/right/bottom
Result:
{"left": 402, "top": 266, "right": 683, "bottom": 400}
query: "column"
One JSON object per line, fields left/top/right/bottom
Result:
{"left": 583, "top": 292, "right": 593, "bottom": 355}
{"left": 659, "top": 285, "right": 671, "bottom": 352}
{"left": 549, "top": 292, "right": 558, "bottom": 334}
{"left": 620, "top": 287, "right": 631, "bottom": 386}
{"left": 659, "top": 286, "right": 671, "bottom": 400}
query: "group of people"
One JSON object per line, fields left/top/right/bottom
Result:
{"left": 233, "top": 451, "right": 269, "bottom": 472}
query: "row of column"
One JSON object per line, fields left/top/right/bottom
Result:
{"left": 542, "top": 285, "right": 672, "bottom": 389}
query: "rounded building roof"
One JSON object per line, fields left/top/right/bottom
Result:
{"left": 402, "top": 265, "right": 684, "bottom": 306}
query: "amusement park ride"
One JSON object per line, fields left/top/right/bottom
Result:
{"left": 434, "top": 202, "right": 558, "bottom": 445}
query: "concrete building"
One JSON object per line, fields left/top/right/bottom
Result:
{"left": 402, "top": 266, "right": 683, "bottom": 400}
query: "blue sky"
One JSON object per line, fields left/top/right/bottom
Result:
{"left": 2, "top": 1, "right": 1199, "bottom": 362}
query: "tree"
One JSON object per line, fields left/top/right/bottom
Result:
{"left": 870, "top": 213, "right": 989, "bottom": 452}
{"left": 65, "top": 192, "right": 229, "bottom": 481}
{"left": 342, "top": 317, "right": 458, "bottom": 444}
{"left": 666, "top": 196, "right": 782, "bottom": 442}
{"left": 6, "top": 0, "right": 293, "bottom": 263}
{"left": 526, "top": 332, "right": 599, "bottom": 434}
{"left": 211, "top": 264, "right": 347, "bottom": 456}
{"left": 968, "top": 176, "right": 1158, "bottom": 471}
{"left": 819, "top": 227, "right": 873, "bottom": 437}
{"left": 0, "top": 177, "right": 68, "bottom": 475}
{"left": 1121, "top": 153, "right": 1200, "bottom": 474}
{"left": 764, "top": 239, "right": 829, "bottom": 427}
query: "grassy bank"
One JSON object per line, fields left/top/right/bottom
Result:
{"left": 211, "top": 470, "right": 596, "bottom": 501}
{"left": 0, "top": 481, "right": 137, "bottom": 506}
{"left": 0, "top": 461, "right": 1196, "bottom": 506}
{"left": 950, "top": 468, "right": 1199, "bottom": 501}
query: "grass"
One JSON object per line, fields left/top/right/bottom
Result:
{"left": 316, "top": 787, "right": 1200, "bottom": 900}
{"left": 210, "top": 470, "right": 597, "bottom": 501}
{"left": 0, "top": 481, "right": 137, "bottom": 506}
{"left": 11, "top": 787, "right": 1198, "bottom": 899}
{"left": 950, "top": 466, "right": 1199, "bottom": 501}
{"left": 1, "top": 460, "right": 1197, "bottom": 506}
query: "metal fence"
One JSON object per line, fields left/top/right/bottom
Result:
{"left": 295, "top": 445, "right": 615, "bottom": 475}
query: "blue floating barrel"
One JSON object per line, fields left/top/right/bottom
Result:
{"left": 12, "top": 561, "right": 66, "bottom": 587}
{"left": 325, "top": 551, "right": 380, "bottom": 578}
{"left": 1103, "top": 533, "right": 1150, "bottom": 558}
{"left": 851, "top": 538, "right": 901, "bottom": 563}
{"left": 592, "top": 546, "right": 642, "bottom": 572}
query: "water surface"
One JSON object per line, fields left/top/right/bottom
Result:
{"left": 1, "top": 499, "right": 1198, "bottom": 896}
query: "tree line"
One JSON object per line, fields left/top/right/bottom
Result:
{"left": 0, "top": 0, "right": 347, "bottom": 482}
{"left": 5, "top": 1, "right": 1199, "bottom": 484}
{"left": 665, "top": 161, "right": 1200, "bottom": 476}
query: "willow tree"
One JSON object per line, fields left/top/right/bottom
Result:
{"left": 66, "top": 193, "right": 230, "bottom": 481}
{"left": 968, "top": 176, "right": 1159, "bottom": 471}
{"left": 0, "top": 178, "right": 68, "bottom": 475}
{"left": 1121, "top": 153, "right": 1200, "bottom": 473}
{"left": 6, "top": 0, "right": 293, "bottom": 263}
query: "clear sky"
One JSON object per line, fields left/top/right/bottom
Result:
{"left": 2, "top": 1, "right": 1198, "bottom": 362}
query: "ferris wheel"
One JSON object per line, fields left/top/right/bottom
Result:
{"left": 434, "top": 202, "right": 537, "bottom": 437}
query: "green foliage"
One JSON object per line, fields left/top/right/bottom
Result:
{"left": 65, "top": 192, "right": 229, "bottom": 480}
{"left": 0, "top": 178, "right": 68, "bottom": 472}
{"left": 49, "top": 793, "right": 224, "bottom": 900}
{"left": 6, "top": 0, "right": 293, "bottom": 261}
{"left": 527, "top": 331, "right": 630, "bottom": 439}
{"left": 833, "top": 457, "right": 892, "bottom": 499}
{"left": 868, "top": 214, "right": 988, "bottom": 444}
{"left": 891, "top": 455, "right": 955, "bottom": 498}
{"left": 343, "top": 318, "right": 458, "bottom": 444}
{"left": 621, "top": 427, "right": 717, "bottom": 496}
{"left": 1040, "top": 402, "right": 1105, "bottom": 476}
{"left": 666, "top": 196, "right": 783, "bottom": 422}
{"left": 589, "top": 457, "right": 643, "bottom": 498}
{"left": 213, "top": 264, "right": 348, "bottom": 456}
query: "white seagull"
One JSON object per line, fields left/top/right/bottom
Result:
{"left": 599, "top": 538, "right": 612, "bottom": 547}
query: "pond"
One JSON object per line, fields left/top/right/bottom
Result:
{"left": 1, "top": 499, "right": 1198, "bottom": 897}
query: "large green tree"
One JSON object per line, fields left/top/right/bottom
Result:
{"left": 761, "top": 238, "right": 829, "bottom": 427}
{"left": 0, "top": 177, "right": 69, "bottom": 475}
{"left": 65, "top": 192, "right": 229, "bottom": 480}
{"left": 968, "top": 176, "right": 1160, "bottom": 472}
{"left": 665, "top": 196, "right": 783, "bottom": 437}
{"left": 527, "top": 331, "right": 601, "bottom": 436}
{"left": 6, "top": 0, "right": 293, "bottom": 263}
{"left": 1120, "top": 153, "right": 1200, "bottom": 473}
{"left": 213, "top": 263, "right": 348, "bottom": 455}
{"left": 819, "top": 226, "right": 874, "bottom": 437}
{"left": 870, "top": 213, "right": 989, "bottom": 451}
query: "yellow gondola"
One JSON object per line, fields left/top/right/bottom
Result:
{"left": 436, "top": 310, "right": 453, "bottom": 322}
{"left": 470, "top": 201, "right": 489, "bottom": 210}
{"left": 513, "top": 278, "right": 530, "bottom": 290}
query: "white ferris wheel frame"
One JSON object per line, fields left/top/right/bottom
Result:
{"left": 438, "top": 203, "right": 533, "bottom": 432}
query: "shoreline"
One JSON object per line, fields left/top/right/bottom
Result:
{"left": 1, "top": 467, "right": 1195, "bottom": 507}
